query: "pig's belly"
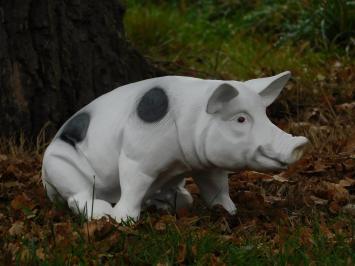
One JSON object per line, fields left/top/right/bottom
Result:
{"left": 96, "top": 171, "right": 187, "bottom": 205}
{"left": 145, "top": 172, "right": 187, "bottom": 200}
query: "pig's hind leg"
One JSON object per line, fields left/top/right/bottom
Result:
{"left": 193, "top": 169, "right": 236, "bottom": 215}
{"left": 42, "top": 142, "right": 113, "bottom": 219}
{"left": 146, "top": 179, "right": 193, "bottom": 211}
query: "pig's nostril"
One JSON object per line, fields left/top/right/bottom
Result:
{"left": 290, "top": 138, "right": 309, "bottom": 162}
{"left": 291, "top": 146, "right": 305, "bottom": 161}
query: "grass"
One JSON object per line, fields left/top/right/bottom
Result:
{"left": 6, "top": 210, "right": 355, "bottom": 265}
{"left": 123, "top": 0, "right": 354, "bottom": 123}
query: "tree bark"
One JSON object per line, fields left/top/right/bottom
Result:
{"left": 0, "top": 0, "right": 162, "bottom": 138}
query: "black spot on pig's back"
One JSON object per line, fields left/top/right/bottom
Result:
{"left": 137, "top": 87, "right": 169, "bottom": 122}
{"left": 59, "top": 112, "right": 90, "bottom": 146}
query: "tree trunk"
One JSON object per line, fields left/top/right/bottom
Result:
{"left": 0, "top": 0, "right": 162, "bottom": 139}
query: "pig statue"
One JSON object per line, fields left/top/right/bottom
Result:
{"left": 42, "top": 71, "right": 309, "bottom": 222}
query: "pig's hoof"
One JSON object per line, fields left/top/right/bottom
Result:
{"left": 223, "top": 202, "right": 237, "bottom": 215}
{"left": 112, "top": 206, "right": 140, "bottom": 223}
{"left": 227, "top": 207, "right": 237, "bottom": 215}
{"left": 89, "top": 206, "right": 113, "bottom": 220}
{"left": 67, "top": 195, "right": 113, "bottom": 220}
{"left": 210, "top": 196, "right": 237, "bottom": 215}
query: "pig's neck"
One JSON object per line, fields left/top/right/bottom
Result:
{"left": 175, "top": 112, "right": 216, "bottom": 171}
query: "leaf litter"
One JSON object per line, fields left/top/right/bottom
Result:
{"left": 0, "top": 76, "right": 354, "bottom": 265}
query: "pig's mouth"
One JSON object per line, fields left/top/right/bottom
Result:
{"left": 255, "top": 136, "right": 309, "bottom": 170}
{"left": 257, "top": 146, "right": 289, "bottom": 170}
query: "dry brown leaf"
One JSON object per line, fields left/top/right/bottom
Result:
{"left": 160, "top": 214, "right": 176, "bottom": 224}
{"left": 235, "top": 191, "right": 266, "bottom": 210}
{"left": 154, "top": 221, "right": 166, "bottom": 231}
{"left": 9, "top": 221, "right": 24, "bottom": 236}
{"left": 20, "top": 248, "right": 30, "bottom": 262}
{"left": 342, "top": 128, "right": 355, "bottom": 153}
{"left": 3, "top": 181, "right": 23, "bottom": 188}
{"left": 315, "top": 182, "right": 349, "bottom": 204}
{"left": 0, "top": 154, "right": 8, "bottom": 161}
{"left": 4, "top": 242, "right": 20, "bottom": 260}
{"left": 335, "top": 102, "right": 355, "bottom": 112}
{"left": 300, "top": 227, "right": 314, "bottom": 246}
{"left": 191, "top": 244, "right": 198, "bottom": 257}
{"left": 338, "top": 177, "right": 355, "bottom": 188}
{"left": 117, "top": 226, "right": 138, "bottom": 235}
{"left": 176, "top": 207, "right": 190, "bottom": 218}
{"left": 11, "top": 193, "right": 36, "bottom": 210}
{"left": 219, "top": 217, "right": 231, "bottom": 233}
{"left": 5, "top": 163, "right": 22, "bottom": 177}
{"left": 83, "top": 219, "right": 110, "bottom": 240}
{"left": 178, "top": 216, "right": 200, "bottom": 227}
{"left": 319, "top": 224, "right": 334, "bottom": 240}
{"left": 309, "top": 195, "right": 328, "bottom": 205}
{"left": 156, "top": 263, "right": 169, "bottom": 266}
{"left": 177, "top": 243, "right": 186, "bottom": 263}
{"left": 244, "top": 171, "right": 273, "bottom": 182}
{"left": 272, "top": 175, "right": 289, "bottom": 183}
{"left": 329, "top": 201, "right": 341, "bottom": 214}
{"left": 342, "top": 204, "right": 355, "bottom": 216}
{"left": 210, "top": 254, "right": 225, "bottom": 266}
{"left": 36, "top": 247, "right": 46, "bottom": 260}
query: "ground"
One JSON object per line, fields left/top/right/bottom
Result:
{"left": 1, "top": 1, "right": 354, "bottom": 265}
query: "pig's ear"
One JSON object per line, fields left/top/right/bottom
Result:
{"left": 206, "top": 83, "right": 238, "bottom": 114}
{"left": 245, "top": 71, "right": 291, "bottom": 106}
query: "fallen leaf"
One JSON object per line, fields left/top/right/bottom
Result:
{"left": 20, "top": 248, "right": 30, "bottom": 262}
{"left": 235, "top": 191, "right": 266, "bottom": 210}
{"left": 11, "top": 193, "right": 36, "bottom": 210}
{"left": 177, "top": 243, "right": 186, "bottom": 263}
{"left": 329, "top": 201, "right": 341, "bottom": 214}
{"left": 335, "top": 102, "right": 355, "bottom": 112}
{"left": 210, "top": 254, "right": 225, "bottom": 266}
{"left": 316, "top": 74, "right": 325, "bottom": 81}
{"left": 176, "top": 207, "right": 190, "bottom": 218}
{"left": 117, "top": 226, "right": 138, "bottom": 235}
{"left": 0, "top": 154, "right": 8, "bottom": 161}
{"left": 83, "top": 219, "right": 112, "bottom": 240}
{"left": 154, "top": 220, "right": 166, "bottom": 231}
{"left": 300, "top": 227, "right": 314, "bottom": 246}
{"left": 272, "top": 175, "right": 289, "bottom": 183}
{"left": 342, "top": 128, "right": 355, "bottom": 153}
{"left": 342, "top": 204, "right": 355, "bottom": 216}
{"left": 244, "top": 171, "right": 273, "bottom": 182}
{"left": 319, "top": 224, "right": 334, "bottom": 240}
{"left": 36, "top": 247, "right": 46, "bottom": 260}
{"left": 9, "top": 221, "right": 24, "bottom": 236}
{"left": 178, "top": 216, "right": 200, "bottom": 227}
{"left": 338, "top": 177, "right": 355, "bottom": 188}
{"left": 309, "top": 195, "right": 328, "bottom": 205}
{"left": 191, "top": 244, "right": 198, "bottom": 257}
{"left": 314, "top": 182, "right": 349, "bottom": 204}
{"left": 156, "top": 262, "right": 169, "bottom": 266}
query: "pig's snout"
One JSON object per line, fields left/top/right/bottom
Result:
{"left": 286, "top": 136, "right": 309, "bottom": 164}
{"left": 255, "top": 135, "right": 309, "bottom": 170}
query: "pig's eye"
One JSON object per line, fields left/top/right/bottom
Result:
{"left": 237, "top": 116, "right": 246, "bottom": 123}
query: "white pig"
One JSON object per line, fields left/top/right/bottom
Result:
{"left": 42, "top": 71, "right": 309, "bottom": 221}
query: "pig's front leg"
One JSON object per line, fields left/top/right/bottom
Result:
{"left": 112, "top": 152, "right": 155, "bottom": 222}
{"left": 193, "top": 169, "right": 236, "bottom": 215}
